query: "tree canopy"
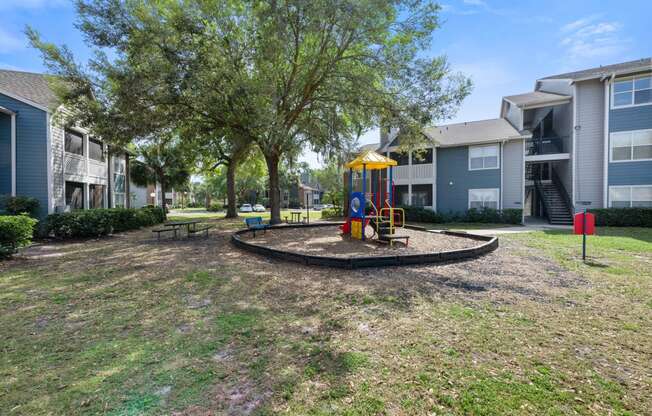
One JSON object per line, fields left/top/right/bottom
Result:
{"left": 28, "top": 0, "right": 471, "bottom": 222}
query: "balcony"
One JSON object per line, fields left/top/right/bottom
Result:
{"left": 525, "top": 136, "right": 570, "bottom": 161}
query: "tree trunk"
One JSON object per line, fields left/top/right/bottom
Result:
{"left": 225, "top": 162, "right": 238, "bottom": 218}
{"left": 159, "top": 180, "right": 168, "bottom": 220}
{"left": 265, "top": 152, "right": 282, "bottom": 224}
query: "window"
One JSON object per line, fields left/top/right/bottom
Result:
{"left": 113, "top": 156, "right": 126, "bottom": 208}
{"left": 65, "top": 181, "right": 84, "bottom": 210}
{"left": 613, "top": 75, "right": 652, "bottom": 108}
{"left": 411, "top": 184, "right": 432, "bottom": 207}
{"left": 389, "top": 151, "right": 409, "bottom": 166}
{"left": 412, "top": 148, "right": 433, "bottom": 165}
{"left": 88, "top": 138, "right": 104, "bottom": 162}
{"left": 469, "top": 144, "right": 499, "bottom": 170}
{"left": 394, "top": 185, "right": 409, "bottom": 206}
{"left": 610, "top": 130, "right": 652, "bottom": 162}
{"left": 89, "top": 184, "right": 105, "bottom": 209}
{"left": 65, "top": 130, "right": 84, "bottom": 156}
{"left": 468, "top": 188, "right": 499, "bottom": 210}
{"left": 609, "top": 185, "right": 652, "bottom": 208}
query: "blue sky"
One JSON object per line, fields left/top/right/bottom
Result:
{"left": 1, "top": 0, "right": 650, "bottom": 165}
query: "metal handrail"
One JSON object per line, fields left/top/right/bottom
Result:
{"left": 551, "top": 168, "right": 573, "bottom": 214}
{"left": 379, "top": 207, "right": 405, "bottom": 236}
{"left": 533, "top": 178, "right": 551, "bottom": 220}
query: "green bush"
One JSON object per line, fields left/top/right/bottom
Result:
{"left": 398, "top": 206, "right": 522, "bottom": 225}
{"left": 589, "top": 208, "right": 652, "bottom": 227}
{"left": 45, "top": 207, "right": 165, "bottom": 239}
{"left": 0, "top": 195, "right": 40, "bottom": 217}
{"left": 322, "top": 206, "right": 343, "bottom": 218}
{"left": 207, "top": 202, "right": 223, "bottom": 212}
{"left": 0, "top": 215, "right": 38, "bottom": 259}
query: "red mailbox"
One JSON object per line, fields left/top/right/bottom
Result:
{"left": 573, "top": 212, "right": 595, "bottom": 235}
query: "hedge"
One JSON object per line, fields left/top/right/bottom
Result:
{"left": 0, "top": 215, "right": 38, "bottom": 259}
{"left": 588, "top": 208, "right": 652, "bottom": 227}
{"left": 0, "top": 195, "right": 40, "bottom": 217}
{"left": 398, "top": 206, "right": 523, "bottom": 225}
{"left": 322, "top": 206, "right": 344, "bottom": 218}
{"left": 45, "top": 207, "right": 165, "bottom": 239}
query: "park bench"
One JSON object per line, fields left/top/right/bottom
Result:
{"left": 152, "top": 227, "right": 178, "bottom": 240}
{"left": 188, "top": 224, "right": 214, "bottom": 238}
{"left": 245, "top": 216, "right": 270, "bottom": 237}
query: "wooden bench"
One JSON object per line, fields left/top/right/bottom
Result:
{"left": 245, "top": 217, "right": 270, "bottom": 237}
{"left": 380, "top": 234, "right": 410, "bottom": 247}
{"left": 188, "top": 224, "right": 214, "bottom": 238}
{"left": 152, "top": 227, "right": 178, "bottom": 240}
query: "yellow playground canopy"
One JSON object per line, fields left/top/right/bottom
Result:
{"left": 345, "top": 150, "right": 397, "bottom": 171}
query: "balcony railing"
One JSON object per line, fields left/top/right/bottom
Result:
{"left": 526, "top": 136, "right": 565, "bottom": 156}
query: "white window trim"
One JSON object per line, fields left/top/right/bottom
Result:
{"left": 608, "top": 185, "right": 652, "bottom": 208}
{"left": 468, "top": 188, "right": 500, "bottom": 210}
{"left": 468, "top": 144, "right": 500, "bottom": 171}
{"left": 610, "top": 74, "right": 652, "bottom": 109}
{"left": 609, "top": 128, "right": 652, "bottom": 163}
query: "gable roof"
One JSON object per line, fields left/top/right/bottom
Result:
{"left": 503, "top": 91, "right": 571, "bottom": 109}
{"left": 540, "top": 58, "right": 652, "bottom": 82}
{"left": 423, "top": 118, "right": 524, "bottom": 147}
{"left": 0, "top": 69, "right": 59, "bottom": 110}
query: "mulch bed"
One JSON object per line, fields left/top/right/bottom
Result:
{"left": 239, "top": 225, "right": 479, "bottom": 258}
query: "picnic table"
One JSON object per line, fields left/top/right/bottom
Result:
{"left": 165, "top": 220, "right": 200, "bottom": 233}
{"left": 152, "top": 220, "right": 213, "bottom": 240}
{"left": 288, "top": 211, "right": 302, "bottom": 224}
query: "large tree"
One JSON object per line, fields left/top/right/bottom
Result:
{"left": 29, "top": 0, "right": 471, "bottom": 224}
{"left": 129, "top": 136, "right": 192, "bottom": 217}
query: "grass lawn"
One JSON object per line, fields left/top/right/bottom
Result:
{"left": 407, "top": 221, "right": 518, "bottom": 230}
{"left": 0, "top": 215, "right": 650, "bottom": 415}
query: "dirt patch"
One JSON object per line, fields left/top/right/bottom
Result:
{"left": 239, "top": 225, "right": 480, "bottom": 257}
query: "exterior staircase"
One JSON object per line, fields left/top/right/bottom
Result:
{"left": 537, "top": 182, "right": 573, "bottom": 225}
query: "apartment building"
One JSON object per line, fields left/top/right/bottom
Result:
{"left": 377, "top": 58, "right": 652, "bottom": 224}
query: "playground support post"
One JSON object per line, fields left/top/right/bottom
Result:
{"left": 388, "top": 166, "right": 393, "bottom": 206}
{"left": 348, "top": 167, "right": 353, "bottom": 235}
{"left": 362, "top": 164, "right": 367, "bottom": 241}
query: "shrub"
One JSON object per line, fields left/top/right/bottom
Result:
{"left": 0, "top": 195, "right": 40, "bottom": 217}
{"left": 322, "top": 206, "right": 344, "bottom": 218}
{"left": 207, "top": 202, "right": 223, "bottom": 212}
{"left": 0, "top": 215, "right": 38, "bottom": 259}
{"left": 45, "top": 206, "right": 165, "bottom": 239}
{"left": 589, "top": 208, "right": 652, "bottom": 227}
{"left": 398, "top": 206, "right": 522, "bottom": 225}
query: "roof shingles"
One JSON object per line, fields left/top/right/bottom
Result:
{"left": 0, "top": 69, "right": 59, "bottom": 110}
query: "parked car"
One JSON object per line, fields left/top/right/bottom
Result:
{"left": 323, "top": 203, "right": 334, "bottom": 209}
{"left": 253, "top": 204, "right": 266, "bottom": 212}
{"left": 239, "top": 203, "right": 253, "bottom": 213}
{"left": 313, "top": 204, "right": 324, "bottom": 211}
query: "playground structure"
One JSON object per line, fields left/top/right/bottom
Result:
{"left": 342, "top": 151, "right": 409, "bottom": 247}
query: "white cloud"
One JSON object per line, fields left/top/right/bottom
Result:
{"left": 559, "top": 15, "right": 629, "bottom": 61}
{"left": 0, "top": 27, "right": 24, "bottom": 53}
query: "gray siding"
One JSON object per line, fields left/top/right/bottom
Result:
{"left": 537, "top": 79, "right": 573, "bottom": 95}
{"left": 0, "top": 112, "right": 10, "bottom": 195}
{"left": 502, "top": 139, "right": 523, "bottom": 209}
{"left": 436, "top": 145, "right": 501, "bottom": 213}
{"left": 504, "top": 102, "right": 523, "bottom": 130}
{"left": 574, "top": 79, "right": 605, "bottom": 209}
{"left": 0, "top": 93, "right": 49, "bottom": 218}
{"left": 608, "top": 101, "right": 652, "bottom": 187}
